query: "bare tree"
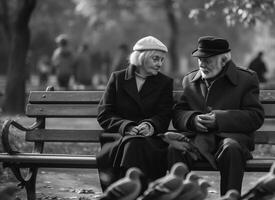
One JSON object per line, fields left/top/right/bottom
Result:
{"left": 2, "top": 0, "right": 36, "bottom": 114}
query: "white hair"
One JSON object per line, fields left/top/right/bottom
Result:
{"left": 219, "top": 52, "right": 232, "bottom": 64}
{"left": 129, "top": 50, "right": 160, "bottom": 66}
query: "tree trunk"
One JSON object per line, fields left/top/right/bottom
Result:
{"left": 2, "top": 0, "right": 36, "bottom": 114}
{"left": 164, "top": 0, "right": 179, "bottom": 74}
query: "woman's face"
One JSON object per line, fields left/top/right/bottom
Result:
{"left": 139, "top": 51, "right": 166, "bottom": 76}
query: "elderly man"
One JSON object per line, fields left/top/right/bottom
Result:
{"left": 168, "top": 36, "right": 264, "bottom": 195}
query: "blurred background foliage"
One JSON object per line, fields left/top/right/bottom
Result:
{"left": 1, "top": 0, "right": 275, "bottom": 113}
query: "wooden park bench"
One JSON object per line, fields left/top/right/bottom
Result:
{"left": 0, "top": 86, "right": 275, "bottom": 200}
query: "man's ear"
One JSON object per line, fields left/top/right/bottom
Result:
{"left": 221, "top": 56, "right": 227, "bottom": 66}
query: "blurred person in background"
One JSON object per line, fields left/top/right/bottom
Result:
{"left": 96, "top": 36, "right": 173, "bottom": 191}
{"left": 74, "top": 43, "right": 92, "bottom": 90}
{"left": 111, "top": 43, "right": 130, "bottom": 72}
{"left": 168, "top": 36, "right": 264, "bottom": 196}
{"left": 37, "top": 55, "right": 51, "bottom": 87}
{"left": 51, "top": 34, "right": 75, "bottom": 90}
{"left": 248, "top": 51, "right": 267, "bottom": 83}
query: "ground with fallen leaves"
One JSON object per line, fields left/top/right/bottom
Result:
{"left": 0, "top": 167, "right": 267, "bottom": 200}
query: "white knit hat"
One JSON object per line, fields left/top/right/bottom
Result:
{"left": 133, "top": 36, "right": 168, "bottom": 52}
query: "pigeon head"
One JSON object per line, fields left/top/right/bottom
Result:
{"left": 170, "top": 162, "right": 189, "bottom": 179}
{"left": 226, "top": 189, "right": 240, "bottom": 199}
{"left": 127, "top": 167, "right": 143, "bottom": 180}
{"left": 186, "top": 172, "right": 201, "bottom": 183}
{"left": 199, "top": 180, "right": 211, "bottom": 189}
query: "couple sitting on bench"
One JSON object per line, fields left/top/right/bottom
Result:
{"left": 96, "top": 35, "right": 264, "bottom": 197}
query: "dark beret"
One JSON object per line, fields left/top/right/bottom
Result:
{"left": 192, "top": 36, "right": 231, "bottom": 58}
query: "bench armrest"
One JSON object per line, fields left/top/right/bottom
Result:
{"left": 1, "top": 119, "right": 44, "bottom": 154}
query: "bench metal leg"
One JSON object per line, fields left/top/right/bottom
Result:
{"left": 25, "top": 169, "right": 37, "bottom": 200}
{"left": 8, "top": 166, "right": 38, "bottom": 200}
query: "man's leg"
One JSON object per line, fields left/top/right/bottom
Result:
{"left": 215, "top": 138, "right": 246, "bottom": 195}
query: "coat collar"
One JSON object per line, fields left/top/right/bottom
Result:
{"left": 122, "top": 65, "right": 164, "bottom": 114}
{"left": 125, "top": 64, "right": 136, "bottom": 80}
{"left": 191, "top": 60, "right": 238, "bottom": 86}
{"left": 124, "top": 64, "right": 162, "bottom": 85}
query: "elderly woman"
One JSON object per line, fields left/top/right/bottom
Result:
{"left": 97, "top": 36, "right": 173, "bottom": 191}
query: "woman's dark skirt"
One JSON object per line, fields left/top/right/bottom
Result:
{"left": 96, "top": 135, "right": 168, "bottom": 191}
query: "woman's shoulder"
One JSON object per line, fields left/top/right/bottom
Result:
{"left": 110, "top": 69, "right": 127, "bottom": 77}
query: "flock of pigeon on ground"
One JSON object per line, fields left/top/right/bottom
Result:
{"left": 99, "top": 162, "right": 275, "bottom": 200}
{"left": 0, "top": 162, "right": 274, "bottom": 200}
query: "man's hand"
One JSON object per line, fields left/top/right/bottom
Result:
{"left": 194, "top": 115, "right": 208, "bottom": 132}
{"left": 194, "top": 112, "right": 217, "bottom": 132}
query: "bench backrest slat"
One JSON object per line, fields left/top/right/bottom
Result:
{"left": 173, "top": 90, "right": 275, "bottom": 103}
{"left": 25, "top": 103, "right": 275, "bottom": 118}
{"left": 26, "top": 130, "right": 102, "bottom": 142}
{"left": 26, "top": 104, "right": 98, "bottom": 117}
{"left": 254, "top": 131, "right": 275, "bottom": 144}
{"left": 262, "top": 104, "right": 275, "bottom": 118}
{"left": 28, "top": 90, "right": 275, "bottom": 104}
{"left": 25, "top": 130, "right": 275, "bottom": 144}
{"left": 28, "top": 91, "right": 102, "bottom": 103}
{"left": 259, "top": 90, "right": 275, "bottom": 103}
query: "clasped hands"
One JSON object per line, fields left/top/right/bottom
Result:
{"left": 125, "top": 122, "right": 154, "bottom": 136}
{"left": 194, "top": 112, "right": 217, "bottom": 132}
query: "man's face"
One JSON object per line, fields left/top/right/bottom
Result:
{"left": 198, "top": 55, "right": 223, "bottom": 79}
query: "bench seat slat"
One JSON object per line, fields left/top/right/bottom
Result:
{"left": 1, "top": 153, "right": 273, "bottom": 172}
{"left": 0, "top": 153, "right": 97, "bottom": 168}
{"left": 26, "top": 130, "right": 103, "bottom": 142}
{"left": 26, "top": 104, "right": 98, "bottom": 117}
{"left": 29, "top": 91, "right": 103, "bottom": 103}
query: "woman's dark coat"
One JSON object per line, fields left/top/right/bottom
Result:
{"left": 97, "top": 65, "right": 173, "bottom": 188}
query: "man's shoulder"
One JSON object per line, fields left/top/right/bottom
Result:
{"left": 235, "top": 66, "right": 255, "bottom": 77}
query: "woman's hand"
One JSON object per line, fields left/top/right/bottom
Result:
{"left": 137, "top": 122, "right": 154, "bottom": 136}
{"left": 125, "top": 125, "right": 140, "bottom": 136}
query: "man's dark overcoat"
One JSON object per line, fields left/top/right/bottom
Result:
{"left": 97, "top": 65, "right": 173, "bottom": 188}
{"left": 172, "top": 61, "right": 264, "bottom": 167}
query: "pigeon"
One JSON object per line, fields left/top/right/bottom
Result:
{"left": 240, "top": 162, "right": 275, "bottom": 200}
{"left": 219, "top": 190, "right": 240, "bottom": 200}
{"left": 0, "top": 185, "right": 19, "bottom": 200}
{"left": 174, "top": 172, "right": 202, "bottom": 200}
{"left": 198, "top": 179, "right": 211, "bottom": 199}
{"left": 162, "top": 132, "right": 201, "bottom": 161}
{"left": 138, "top": 162, "right": 188, "bottom": 200}
{"left": 99, "top": 167, "right": 143, "bottom": 200}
